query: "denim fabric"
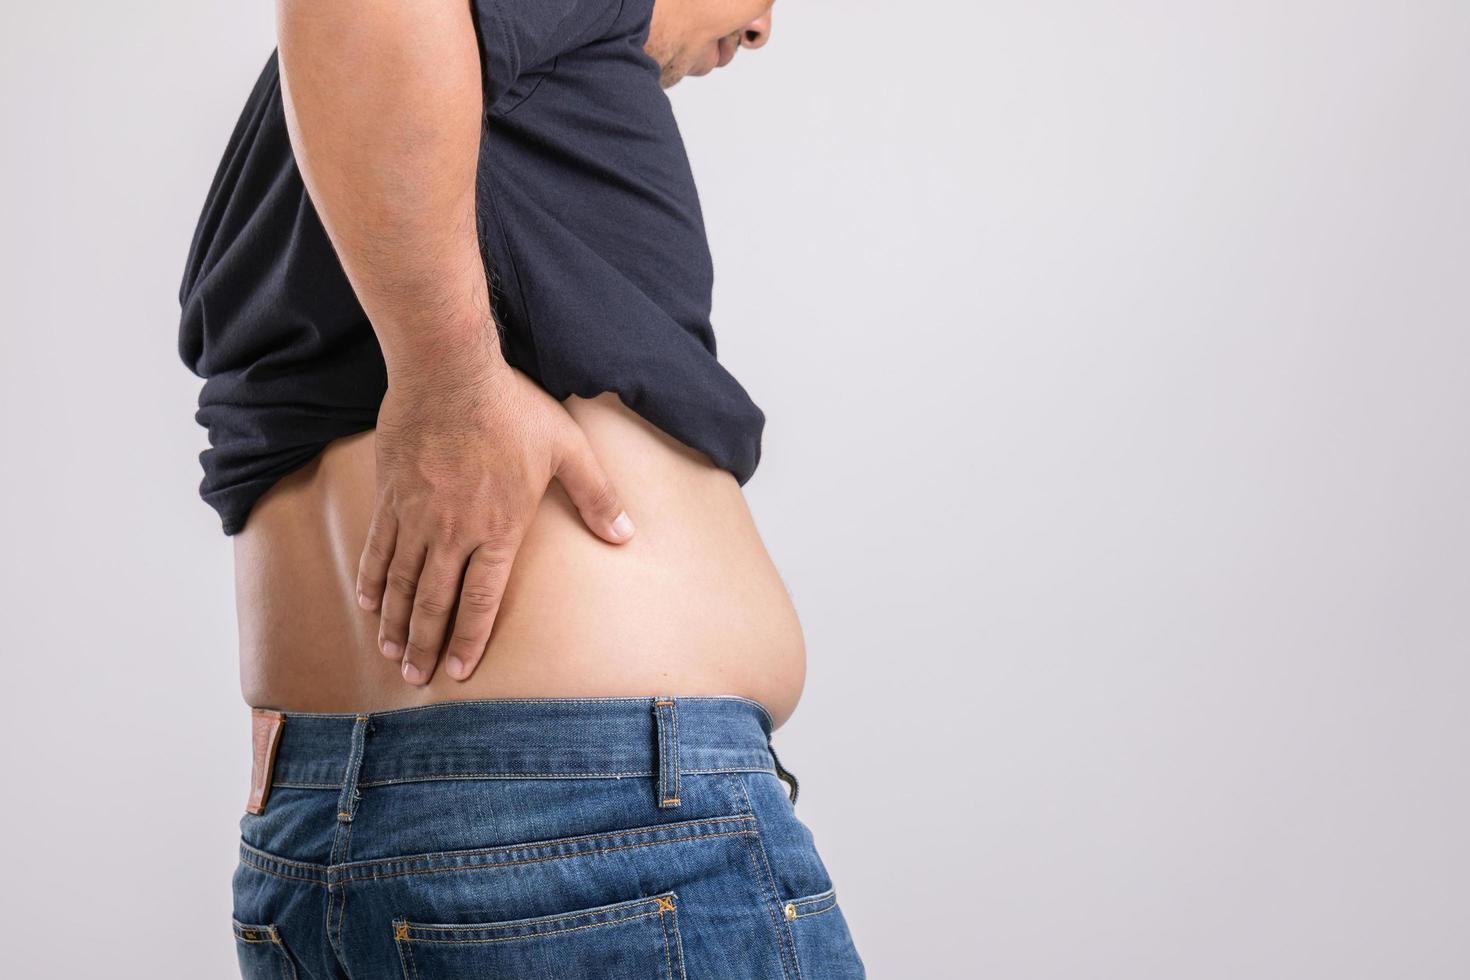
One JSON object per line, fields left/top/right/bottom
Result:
{"left": 231, "top": 696, "right": 864, "bottom": 979}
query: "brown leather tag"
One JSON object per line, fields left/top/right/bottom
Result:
{"left": 246, "top": 708, "right": 286, "bottom": 815}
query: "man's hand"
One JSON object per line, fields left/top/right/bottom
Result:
{"left": 354, "top": 340, "right": 634, "bottom": 686}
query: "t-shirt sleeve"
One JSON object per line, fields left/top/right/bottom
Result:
{"left": 470, "top": 0, "right": 623, "bottom": 108}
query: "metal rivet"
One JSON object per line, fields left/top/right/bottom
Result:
{"left": 784, "top": 903, "right": 797, "bottom": 920}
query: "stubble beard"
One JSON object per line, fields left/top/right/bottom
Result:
{"left": 643, "top": 35, "right": 688, "bottom": 89}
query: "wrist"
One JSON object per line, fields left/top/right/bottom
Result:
{"left": 382, "top": 313, "right": 509, "bottom": 390}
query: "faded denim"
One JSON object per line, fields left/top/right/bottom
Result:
{"left": 232, "top": 696, "right": 865, "bottom": 979}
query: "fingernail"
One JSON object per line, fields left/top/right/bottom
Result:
{"left": 447, "top": 656, "right": 466, "bottom": 679}
{"left": 402, "top": 661, "right": 422, "bottom": 683}
{"left": 357, "top": 591, "right": 375, "bottom": 610}
{"left": 611, "top": 511, "right": 635, "bottom": 540}
{"left": 382, "top": 639, "right": 401, "bottom": 660}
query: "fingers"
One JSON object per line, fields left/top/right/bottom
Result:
{"left": 439, "top": 535, "right": 518, "bottom": 681}
{"left": 355, "top": 504, "right": 399, "bottom": 612}
{"left": 397, "top": 545, "right": 472, "bottom": 685}
{"left": 362, "top": 517, "right": 518, "bottom": 687}
{"left": 555, "top": 433, "right": 635, "bottom": 545}
{"left": 376, "top": 538, "right": 427, "bottom": 669}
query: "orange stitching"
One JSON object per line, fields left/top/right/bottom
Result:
{"left": 655, "top": 896, "right": 675, "bottom": 913}
{"left": 394, "top": 921, "right": 410, "bottom": 941}
{"left": 408, "top": 896, "right": 672, "bottom": 933}
{"left": 654, "top": 700, "right": 675, "bottom": 707}
{"left": 661, "top": 797, "right": 681, "bottom": 806}
{"left": 401, "top": 910, "right": 668, "bottom": 945}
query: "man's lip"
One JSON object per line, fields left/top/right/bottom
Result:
{"left": 716, "top": 36, "right": 738, "bottom": 69}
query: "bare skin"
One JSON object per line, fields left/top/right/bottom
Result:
{"left": 235, "top": 389, "right": 806, "bottom": 728}
{"left": 249, "top": 0, "right": 795, "bottom": 723}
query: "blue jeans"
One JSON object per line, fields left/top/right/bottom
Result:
{"left": 232, "top": 696, "right": 865, "bottom": 979}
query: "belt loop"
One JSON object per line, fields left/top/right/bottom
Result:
{"left": 768, "top": 738, "right": 800, "bottom": 805}
{"left": 652, "top": 698, "right": 681, "bottom": 808}
{"left": 335, "top": 714, "right": 371, "bottom": 823}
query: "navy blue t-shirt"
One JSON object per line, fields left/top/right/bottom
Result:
{"left": 178, "top": 0, "right": 764, "bottom": 535}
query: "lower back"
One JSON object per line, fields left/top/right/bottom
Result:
{"left": 231, "top": 392, "right": 806, "bottom": 728}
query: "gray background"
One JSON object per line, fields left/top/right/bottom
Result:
{"left": 2, "top": 1, "right": 1467, "bottom": 977}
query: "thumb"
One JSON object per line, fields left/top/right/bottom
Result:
{"left": 554, "top": 432, "right": 635, "bottom": 544}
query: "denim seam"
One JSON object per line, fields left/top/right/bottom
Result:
{"left": 402, "top": 908, "right": 670, "bottom": 945}
{"left": 240, "top": 841, "right": 331, "bottom": 873}
{"left": 238, "top": 855, "right": 329, "bottom": 886}
{"left": 669, "top": 898, "right": 689, "bottom": 980}
{"left": 788, "top": 889, "right": 839, "bottom": 918}
{"left": 788, "top": 887, "right": 837, "bottom": 910}
{"left": 324, "top": 809, "right": 357, "bottom": 975}
{"left": 269, "top": 766, "right": 777, "bottom": 791}
{"left": 393, "top": 917, "right": 418, "bottom": 980}
{"left": 341, "top": 828, "right": 756, "bottom": 884}
{"left": 335, "top": 814, "right": 753, "bottom": 873}
{"left": 405, "top": 894, "right": 674, "bottom": 933}
{"left": 239, "top": 813, "right": 755, "bottom": 879}
{"left": 793, "top": 904, "right": 838, "bottom": 919}
{"left": 279, "top": 930, "right": 298, "bottom": 980}
{"left": 334, "top": 819, "right": 356, "bottom": 972}
{"left": 660, "top": 903, "right": 677, "bottom": 980}
{"left": 271, "top": 695, "right": 774, "bottom": 728}
{"left": 732, "top": 774, "right": 803, "bottom": 980}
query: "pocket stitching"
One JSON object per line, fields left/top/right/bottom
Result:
{"left": 232, "top": 919, "right": 298, "bottom": 980}
{"left": 403, "top": 910, "right": 666, "bottom": 944}
{"left": 392, "top": 894, "right": 683, "bottom": 979}
{"left": 727, "top": 773, "right": 804, "bottom": 980}
{"left": 394, "top": 891, "right": 679, "bottom": 943}
{"left": 659, "top": 900, "right": 682, "bottom": 980}
{"left": 785, "top": 888, "right": 840, "bottom": 919}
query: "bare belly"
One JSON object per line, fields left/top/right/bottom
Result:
{"left": 232, "top": 392, "right": 806, "bottom": 729}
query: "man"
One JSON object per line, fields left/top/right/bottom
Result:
{"left": 179, "top": 0, "right": 865, "bottom": 976}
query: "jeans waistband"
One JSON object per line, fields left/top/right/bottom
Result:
{"left": 264, "top": 696, "right": 781, "bottom": 795}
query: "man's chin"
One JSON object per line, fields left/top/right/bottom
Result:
{"left": 661, "top": 52, "right": 720, "bottom": 88}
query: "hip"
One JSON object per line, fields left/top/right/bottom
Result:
{"left": 230, "top": 697, "right": 864, "bottom": 980}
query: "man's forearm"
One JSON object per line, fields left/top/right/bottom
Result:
{"left": 274, "top": 0, "right": 495, "bottom": 380}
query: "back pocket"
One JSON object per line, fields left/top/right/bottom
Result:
{"left": 782, "top": 889, "right": 866, "bottom": 979}
{"left": 232, "top": 919, "right": 299, "bottom": 980}
{"left": 393, "top": 891, "right": 685, "bottom": 980}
